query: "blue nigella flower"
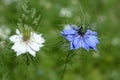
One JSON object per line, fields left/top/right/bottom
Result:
{"left": 61, "top": 24, "right": 99, "bottom": 51}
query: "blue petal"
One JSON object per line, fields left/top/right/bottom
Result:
{"left": 89, "top": 46, "right": 97, "bottom": 50}
{"left": 61, "top": 32, "right": 65, "bottom": 36}
{"left": 61, "top": 29, "right": 76, "bottom": 35}
{"left": 89, "top": 36, "right": 99, "bottom": 45}
{"left": 86, "top": 30, "right": 97, "bottom": 35}
{"left": 73, "top": 36, "right": 89, "bottom": 50}
{"left": 73, "top": 36, "right": 80, "bottom": 49}
{"left": 85, "top": 35, "right": 99, "bottom": 50}
{"left": 80, "top": 39, "right": 89, "bottom": 51}
{"left": 70, "top": 42, "right": 74, "bottom": 50}
{"left": 66, "top": 35, "right": 75, "bottom": 41}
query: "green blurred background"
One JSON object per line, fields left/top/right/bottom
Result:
{"left": 0, "top": 0, "right": 120, "bottom": 80}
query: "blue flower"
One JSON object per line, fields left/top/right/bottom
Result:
{"left": 61, "top": 24, "right": 99, "bottom": 51}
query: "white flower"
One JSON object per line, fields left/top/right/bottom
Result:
{"left": 59, "top": 8, "right": 72, "bottom": 18}
{"left": 0, "top": 25, "right": 11, "bottom": 40}
{"left": 9, "top": 29, "right": 45, "bottom": 57}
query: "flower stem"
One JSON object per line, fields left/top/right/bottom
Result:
{"left": 61, "top": 50, "right": 74, "bottom": 80}
{"left": 26, "top": 53, "right": 31, "bottom": 65}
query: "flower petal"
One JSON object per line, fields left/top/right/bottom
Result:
{"left": 82, "top": 39, "right": 90, "bottom": 51}
{"left": 74, "top": 37, "right": 89, "bottom": 51}
{"left": 70, "top": 42, "right": 74, "bottom": 49}
{"left": 85, "top": 30, "right": 97, "bottom": 35}
{"left": 27, "top": 46, "right": 36, "bottom": 57}
{"left": 65, "top": 34, "right": 75, "bottom": 41}
{"left": 88, "top": 36, "right": 99, "bottom": 46}
{"left": 16, "top": 29, "right": 20, "bottom": 34}
{"left": 12, "top": 42, "right": 27, "bottom": 55}
{"left": 16, "top": 51, "right": 24, "bottom": 56}
{"left": 9, "top": 35, "right": 22, "bottom": 42}
{"left": 73, "top": 36, "right": 80, "bottom": 49}
{"left": 85, "top": 36, "right": 99, "bottom": 50}
{"left": 61, "top": 29, "right": 76, "bottom": 35}
{"left": 29, "top": 42, "right": 40, "bottom": 51}
{"left": 32, "top": 33, "right": 45, "bottom": 44}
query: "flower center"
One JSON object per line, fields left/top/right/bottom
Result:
{"left": 22, "top": 25, "right": 32, "bottom": 41}
{"left": 23, "top": 36, "right": 30, "bottom": 41}
{"left": 77, "top": 26, "right": 85, "bottom": 36}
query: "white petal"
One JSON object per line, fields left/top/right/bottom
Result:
{"left": 12, "top": 42, "right": 27, "bottom": 55}
{"left": 32, "top": 33, "right": 45, "bottom": 44}
{"left": 16, "top": 29, "right": 20, "bottom": 34}
{"left": 9, "top": 35, "right": 21, "bottom": 42}
{"left": 16, "top": 51, "right": 23, "bottom": 56}
{"left": 38, "top": 44, "right": 44, "bottom": 47}
{"left": 19, "top": 43, "right": 27, "bottom": 53}
{"left": 27, "top": 46, "right": 36, "bottom": 57}
{"left": 29, "top": 42, "right": 40, "bottom": 51}
{"left": 12, "top": 42, "right": 20, "bottom": 51}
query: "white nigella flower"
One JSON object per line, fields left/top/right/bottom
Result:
{"left": 9, "top": 29, "right": 45, "bottom": 57}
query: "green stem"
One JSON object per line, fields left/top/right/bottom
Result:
{"left": 61, "top": 50, "right": 73, "bottom": 80}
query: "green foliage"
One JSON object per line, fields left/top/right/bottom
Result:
{"left": 0, "top": 0, "right": 120, "bottom": 80}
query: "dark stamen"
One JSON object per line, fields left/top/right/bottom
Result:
{"left": 77, "top": 26, "right": 85, "bottom": 36}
